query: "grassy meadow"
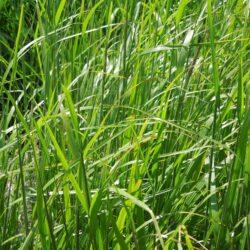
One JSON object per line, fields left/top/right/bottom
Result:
{"left": 0, "top": 0, "right": 250, "bottom": 249}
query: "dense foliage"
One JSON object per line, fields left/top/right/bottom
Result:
{"left": 0, "top": 0, "right": 250, "bottom": 249}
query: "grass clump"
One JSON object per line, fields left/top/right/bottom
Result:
{"left": 0, "top": 0, "right": 250, "bottom": 249}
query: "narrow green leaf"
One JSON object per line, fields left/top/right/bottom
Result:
{"left": 44, "top": 121, "right": 89, "bottom": 213}
{"left": 110, "top": 186, "right": 165, "bottom": 249}
{"left": 175, "top": 0, "right": 189, "bottom": 26}
{"left": 82, "top": 0, "right": 104, "bottom": 35}
{"left": 55, "top": 0, "right": 67, "bottom": 25}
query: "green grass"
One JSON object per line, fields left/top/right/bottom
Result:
{"left": 0, "top": 0, "right": 250, "bottom": 249}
